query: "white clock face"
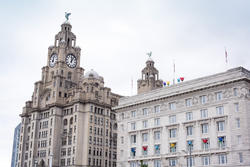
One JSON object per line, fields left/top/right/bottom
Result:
{"left": 49, "top": 53, "right": 58, "bottom": 67}
{"left": 65, "top": 54, "right": 77, "bottom": 68}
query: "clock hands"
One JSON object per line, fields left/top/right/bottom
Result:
{"left": 65, "top": 54, "right": 77, "bottom": 68}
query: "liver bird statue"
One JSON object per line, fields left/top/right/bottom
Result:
{"left": 146, "top": 51, "right": 152, "bottom": 58}
{"left": 65, "top": 12, "right": 71, "bottom": 21}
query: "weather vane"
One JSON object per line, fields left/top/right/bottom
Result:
{"left": 146, "top": 51, "right": 152, "bottom": 58}
{"left": 65, "top": 12, "right": 71, "bottom": 21}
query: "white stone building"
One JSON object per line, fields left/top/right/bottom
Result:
{"left": 114, "top": 58, "right": 250, "bottom": 167}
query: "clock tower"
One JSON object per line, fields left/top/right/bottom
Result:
{"left": 33, "top": 21, "right": 84, "bottom": 108}
{"left": 18, "top": 18, "right": 120, "bottom": 167}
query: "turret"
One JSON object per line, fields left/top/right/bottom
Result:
{"left": 137, "top": 53, "right": 163, "bottom": 94}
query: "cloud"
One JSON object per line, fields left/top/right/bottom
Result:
{"left": 1, "top": 1, "right": 250, "bottom": 166}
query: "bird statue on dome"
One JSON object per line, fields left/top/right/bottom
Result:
{"left": 65, "top": 12, "right": 71, "bottom": 21}
{"left": 146, "top": 51, "right": 152, "bottom": 58}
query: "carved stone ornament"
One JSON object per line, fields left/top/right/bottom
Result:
{"left": 193, "top": 96, "right": 198, "bottom": 104}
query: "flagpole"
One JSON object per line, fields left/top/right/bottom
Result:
{"left": 225, "top": 47, "right": 228, "bottom": 70}
{"left": 173, "top": 60, "right": 175, "bottom": 85}
{"left": 131, "top": 77, "right": 133, "bottom": 96}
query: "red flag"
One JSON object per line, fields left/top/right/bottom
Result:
{"left": 202, "top": 139, "right": 208, "bottom": 143}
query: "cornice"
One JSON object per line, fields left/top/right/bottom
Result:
{"left": 114, "top": 67, "right": 250, "bottom": 110}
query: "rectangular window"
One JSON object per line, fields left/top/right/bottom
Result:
{"left": 131, "top": 135, "right": 136, "bottom": 144}
{"left": 131, "top": 111, "right": 136, "bottom": 118}
{"left": 185, "top": 98, "right": 192, "bottom": 107}
{"left": 218, "top": 136, "right": 226, "bottom": 149}
{"left": 169, "top": 129, "right": 177, "bottom": 138}
{"left": 121, "top": 113, "right": 125, "bottom": 120}
{"left": 200, "top": 109, "right": 208, "bottom": 118}
{"left": 142, "top": 120, "right": 148, "bottom": 128}
{"left": 142, "top": 133, "right": 148, "bottom": 142}
{"left": 233, "top": 88, "right": 238, "bottom": 96}
{"left": 131, "top": 122, "right": 136, "bottom": 130}
{"left": 239, "top": 152, "right": 243, "bottom": 163}
{"left": 154, "top": 160, "right": 161, "bottom": 167}
{"left": 130, "top": 148, "right": 136, "bottom": 157}
{"left": 187, "top": 126, "right": 193, "bottom": 136}
{"left": 154, "top": 105, "right": 160, "bottom": 113}
{"left": 154, "top": 144, "right": 160, "bottom": 155}
{"left": 218, "top": 154, "right": 227, "bottom": 164}
{"left": 154, "top": 118, "right": 160, "bottom": 126}
{"left": 121, "top": 136, "right": 124, "bottom": 144}
{"left": 187, "top": 140, "right": 193, "bottom": 151}
{"left": 169, "top": 115, "right": 176, "bottom": 124}
{"left": 154, "top": 131, "right": 160, "bottom": 140}
{"left": 200, "top": 95, "right": 207, "bottom": 104}
{"left": 170, "top": 143, "right": 177, "bottom": 153}
{"left": 237, "top": 135, "right": 242, "bottom": 144}
{"left": 130, "top": 162, "right": 136, "bottom": 167}
{"left": 169, "top": 102, "right": 176, "bottom": 110}
{"left": 234, "top": 103, "right": 239, "bottom": 112}
{"left": 169, "top": 159, "right": 177, "bottom": 166}
{"left": 142, "top": 146, "right": 148, "bottom": 155}
{"left": 142, "top": 108, "right": 148, "bottom": 115}
{"left": 202, "top": 156, "right": 210, "bottom": 166}
{"left": 236, "top": 118, "right": 240, "bottom": 128}
{"left": 217, "top": 121, "right": 225, "bottom": 132}
{"left": 216, "top": 91, "right": 222, "bottom": 101}
{"left": 186, "top": 112, "right": 193, "bottom": 121}
{"left": 216, "top": 106, "right": 224, "bottom": 115}
{"left": 202, "top": 138, "right": 210, "bottom": 150}
{"left": 201, "top": 124, "right": 208, "bottom": 134}
{"left": 187, "top": 157, "right": 194, "bottom": 167}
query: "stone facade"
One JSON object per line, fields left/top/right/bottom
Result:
{"left": 114, "top": 60, "right": 250, "bottom": 167}
{"left": 17, "top": 21, "right": 121, "bottom": 167}
{"left": 137, "top": 57, "right": 163, "bottom": 94}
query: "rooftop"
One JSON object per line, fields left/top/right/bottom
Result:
{"left": 114, "top": 67, "right": 250, "bottom": 110}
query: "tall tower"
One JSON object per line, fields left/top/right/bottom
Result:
{"left": 137, "top": 55, "right": 163, "bottom": 94}
{"left": 17, "top": 18, "right": 120, "bottom": 167}
{"left": 32, "top": 21, "right": 84, "bottom": 109}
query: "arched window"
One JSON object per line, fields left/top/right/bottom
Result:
{"left": 114, "top": 123, "right": 117, "bottom": 130}
{"left": 63, "top": 119, "right": 68, "bottom": 126}
{"left": 70, "top": 117, "right": 73, "bottom": 125}
{"left": 67, "top": 38, "right": 70, "bottom": 46}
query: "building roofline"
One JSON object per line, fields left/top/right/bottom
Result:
{"left": 113, "top": 66, "right": 250, "bottom": 110}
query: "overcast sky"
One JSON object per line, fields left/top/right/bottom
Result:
{"left": 1, "top": 0, "right": 250, "bottom": 166}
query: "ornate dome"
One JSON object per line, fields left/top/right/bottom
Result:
{"left": 84, "top": 69, "right": 100, "bottom": 79}
{"left": 147, "top": 56, "right": 154, "bottom": 62}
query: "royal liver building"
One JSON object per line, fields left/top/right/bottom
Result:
{"left": 17, "top": 20, "right": 120, "bottom": 167}
{"left": 115, "top": 57, "right": 250, "bottom": 167}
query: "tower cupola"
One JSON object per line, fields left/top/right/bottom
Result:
{"left": 137, "top": 52, "right": 163, "bottom": 94}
